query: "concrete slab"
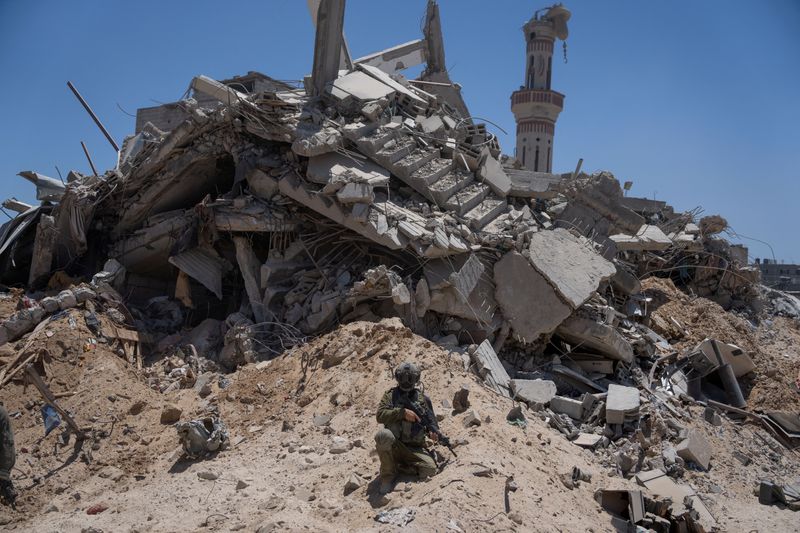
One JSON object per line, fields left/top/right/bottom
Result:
{"left": 634, "top": 469, "right": 716, "bottom": 527}
{"left": 330, "top": 70, "right": 395, "bottom": 102}
{"left": 606, "top": 384, "right": 640, "bottom": 424}
{"left": 572, "top": 433, "right": 602, "bottom": 449}
{"left": 527, "top": 228, "right": 616, "bottom": 309}
{"left": 470, "top": 340, "right": 510, "bottom": 397}
{"left": 494, "top": 251, "right": 571, "bottom": 343}
{"left": 556, "top": 316, "right": 634, "bottom": 363}
{"left": 510, "top": 379, "right": 557, "bottom": 405}
{"left": 307, "top": 152, "right": 390, "bottom": 186}
{"left": 610, "top": 224, "right": 673, "bottom": 251}
{"left": 477, "top": 149, "right": 511, "bottom": 197}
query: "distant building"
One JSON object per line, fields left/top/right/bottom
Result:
{"left": 135, "top": 71, "right": 293, "bottom": 133}
{"left": 754, "top": 258, "right": 800, "bottom": 293}
{"left": 511, "top": 5, "right": 570, "bottom": 173}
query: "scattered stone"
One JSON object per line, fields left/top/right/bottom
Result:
{"left": 313, "top": 414, "right": 332, "bottom": 427}
{"left": 452, "top": 385, "right": 470, "bottom": 413}
{"left": 160, "top": 404, "right": 182, "bottom": 424}
{"left": 462, "top": 410, "right": 482, "bottom": 428}
{"left": 197, "top": 471, "right": 219, "bottom": 481}
{"left": 258, "top": 496, "right": 285, "bottom": 511}
{"left": 329, "top": 436, "right": 351, "bottom": 454}
{"left": 344, "top": 474, "right": 362, "bottom": 495}
{"left": 732, "top": 450, "right": 751, "bottom": 466}
{"left": 98, "top": 466, "right": 124, "bottom": 482}
{"left": 507, "top": 511, "right": 523, "bottom": 525}
{"left": 375, "top": 507, "right": 416, "bottom": 527}
{"left": 128, "top": 400, "right": 147, "bottom": 416}
{"left": 236, "top": 479, "right": 249, "bottom": 490}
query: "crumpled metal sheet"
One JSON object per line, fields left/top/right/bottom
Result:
{"left": 168, "top": 247, "right": 226, "bottom": 299}
{"left": 175, "top": 416, "right": 229, "bottom": 459}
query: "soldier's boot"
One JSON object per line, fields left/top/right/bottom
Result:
{"left": 374, "top": 429, "right": 397, "bottom": 494}
{"left": 0, "top": 479, "right": 16, "bottom": 507}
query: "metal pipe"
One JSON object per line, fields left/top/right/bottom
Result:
{"left": 80, "top": 141, "right": 99, "bottom": 176}
{"left": 67, "top": 81, "right": 119, "bottom": 152}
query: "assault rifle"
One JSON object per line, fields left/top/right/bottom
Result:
{"left": 399, "top": 393, "right": 457, "bottom": 458}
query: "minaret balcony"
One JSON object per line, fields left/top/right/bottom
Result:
{"left": 511, "top": 88, "right": 564, "bottom": 122}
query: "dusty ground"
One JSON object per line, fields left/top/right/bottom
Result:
{"left": 0, "top": 304, "right": 799, "bottom": 531}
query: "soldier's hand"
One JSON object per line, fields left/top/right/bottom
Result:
{"left": 403, "top": 409, "right": 420, "bottom": 422}
{"left": 428, "top": 431, "right": 439, "bottom": 443}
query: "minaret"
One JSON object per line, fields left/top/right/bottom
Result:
{"left": 511, "top": 5, "right": 570, "bottom": 173}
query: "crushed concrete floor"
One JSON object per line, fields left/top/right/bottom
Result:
{"left": 2, "top": 1, "right": 800, "bottom": 531}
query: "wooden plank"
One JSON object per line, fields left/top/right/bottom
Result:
{"left": 25, "top": 364, "right": 85, "bottom": 439}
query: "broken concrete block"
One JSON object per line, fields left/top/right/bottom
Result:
{"left": 599, "top": 489, "right": 645, "bottom": 525}
{"left": 40, "top": 296, "right": 60, "bottom": 314}
{"left": 351, "top": 203, "right": 370, "bottom": 223}
{"left": 676, "top": 429, "right": 711, "bottom": 470}
{"left": 336, "top": 182, "right": 374, "bottom": 204}
{"left": 391, "top": 283, "right": 411, "bottom": 305}
{"left": 462, "top": 410, "right": 481, "bottom": 428}
{"left": 291, "top": 126, "right": 342, "bottom": 157}
{"left": 494, "top": 251, "right": 571, "bottom": 343}
{"left": 555, "top": 316, "right": 634, "bottom": 363}
{"left": 610, "top": 225, "right": 673, "bottom": 251}
{"left": 470, "top": 340, "right": 510, "bottom": 397}
{"left": 703, "top": 406, "right": 722, "bottom": 427}
{"left": 634, "top": 469, "right": 716, "bottom": 527}
{"left": 477, "top": 148, "right": 511, "bottom": 197}
{"left": 527, "top": 228, "right": 616, "bottom": 309}
{"left": 72, "top": 285, "right": 97, "bottom": 303}
{"left": 550, "top": 396, "right": 584, "bottom": 420}
{"left": 56, "top": 289, "right": 77, "bottom": 310}
{"left": 572, "top": 433, "right": 602, "bottom": 449}
{"left": 510, "top": 379, "right": 557, "bottom": 406}
{"left": 606, "top": 384, "right": 640, "bottom": 425}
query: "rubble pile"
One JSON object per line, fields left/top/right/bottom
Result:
{"left": 0, "top": 1, "right": 798, "bottom": 531}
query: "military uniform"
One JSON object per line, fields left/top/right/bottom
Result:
{"left": 0, "top": 405, "right": 15, "bottom": 491}
{"left": 374, "top": 387, "right": 438, "bottom": 480}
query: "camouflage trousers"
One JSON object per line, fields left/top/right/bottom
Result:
{"left": 374, "top": 428, "right": 436, "bottom": 480}
{"left": 0, "top": 406, "right": 14, "bottom": 482}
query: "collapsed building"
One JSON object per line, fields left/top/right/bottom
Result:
{"left": 1, "top": 2, "right": 798, "bottom": 529}
{"left": 0, "top": 1, "right": 762, "bottom": 367}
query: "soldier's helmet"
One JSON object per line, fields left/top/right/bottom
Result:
{"left": 394, "top": 362, "right": 420, "bottom": 391}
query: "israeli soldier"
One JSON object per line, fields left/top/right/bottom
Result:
{"left": 0, "top": 404, "right": 17, "bottom": 506}
{"left": 374, "top": 362, "right": 439, "bottom": 494}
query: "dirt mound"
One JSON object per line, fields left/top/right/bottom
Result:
{"left": 2, "top": 316, "right": 798, "bottom": 532}
{"left": 642, "top": 277, "right": 800, "bottom": 412}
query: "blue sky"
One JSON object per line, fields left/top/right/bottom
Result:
{"left": 1, "top": 1, "right": 798, "bottom": 261}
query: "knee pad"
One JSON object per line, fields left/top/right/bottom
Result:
{"left": 374, "top": 428, "right": 395, "bottom": 451}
